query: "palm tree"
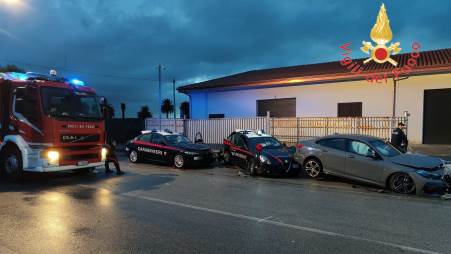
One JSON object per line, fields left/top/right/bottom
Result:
{"left": 137, "top": 106, "right": 152, "bottom": 120}
{"left": 0, "top": 64, "right": 25, "bottom": 73}
{"left": 180, "top": 101, "right": 190, "bottom": 119}
{"left": 161, "top": 99, "right": 174, "bottom": 118}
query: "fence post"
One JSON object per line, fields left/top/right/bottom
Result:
{"left": 325, "top": 118, "right": 329, "bottom": 136}
{"left": 296, "top": 117, "right": 300, "bottom": 142}
{"left": 183, "top": 115, "right": 187, "bottom": 136}
{"left": 266, "top": 111, "right": 271, "bottom": 134}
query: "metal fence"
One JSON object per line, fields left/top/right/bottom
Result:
{"left": 270, "top": 117, "right": 408, "bottom": 145}
{"left": 146, "top": 116, "right": 408, "bottom": 148}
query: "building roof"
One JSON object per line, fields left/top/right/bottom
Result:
{"left": 178, "top": 48, "right": 451, "bottom": 93}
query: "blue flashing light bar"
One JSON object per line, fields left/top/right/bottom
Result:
{"left": 69, "top": 78, "right": 85, "bottom": 86}
{"left": 1, "top": 72, "right": 29, "bottom": 81}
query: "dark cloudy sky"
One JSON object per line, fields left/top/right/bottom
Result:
{"left": 0, "top": 0, "right": 450, "bottom": 117}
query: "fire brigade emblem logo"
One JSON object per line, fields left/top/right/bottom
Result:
{"left": 361, "top": 3, "right": 401, "bottom": 66}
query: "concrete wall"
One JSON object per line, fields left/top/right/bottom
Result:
{"left": 188, "top": 73, "right": 451, "bottom": 144}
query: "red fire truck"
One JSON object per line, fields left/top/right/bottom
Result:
{"left": 0, "top": 71, "right": 107, "bottom": 180}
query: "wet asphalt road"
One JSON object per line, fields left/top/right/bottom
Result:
{"left": 0, "top": 156, "right": 450, "bottom": 254}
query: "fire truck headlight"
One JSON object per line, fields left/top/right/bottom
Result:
{"left": 47, "top": 151, "right": 60, "bottom": 164}
{"left": 101, "top": 148, "right": 108, "bottom": 161}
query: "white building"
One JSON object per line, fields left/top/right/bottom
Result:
{"left": 178, "top": 48, "right": 451, "bottom": 145}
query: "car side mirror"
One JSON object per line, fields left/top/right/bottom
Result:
{"left": 367, "top": 150, "right": 380, "bottom": 160}
{"left": 159, "top": 141, "right": 167, "bottom": 146}
{"left": 195, "top": 138, "right": 204, "bottom": 144}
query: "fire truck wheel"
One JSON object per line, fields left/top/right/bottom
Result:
{"left": 129, "top": 150, "right": 139, "bottom": 163}
{"left": 173, "top": 154, "right": 185, "bottom": 169}
{"left": 1, "top": 146, "right": 24, "bottom": 181}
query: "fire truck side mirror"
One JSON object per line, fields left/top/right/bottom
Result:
{"left": 99, "top": 96, "right": 107, "bottom": 106}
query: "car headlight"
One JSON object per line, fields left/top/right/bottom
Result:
{"left": 416, "top": 170, "right": 442, "bottom": 180}
{"left": 101, "top": 147, "right": 108, "bottom": 161}
{"left": 184, "top": 151, "right": 199, "bottom": 156}
{"left": 259, "top": 155, "right": 271, "bottom": 165}
{"left": 47, "top": 150, "right": 60, "bottom": 165}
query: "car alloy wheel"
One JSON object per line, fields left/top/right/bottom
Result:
{"left": 174, "top": 154, "right": 185, "bottom": 169}
{"left": 129, "top": 150, "right": 138, "bottom": 163}
{"left": 390, "top": 173, "right": 416, "bottom": 194}
{"left": 304, "top": 159, "right": 322, "bottom": 178}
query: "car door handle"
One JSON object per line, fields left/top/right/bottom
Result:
{"left": 347, "top": 155, "right": 355, "bottom": 159}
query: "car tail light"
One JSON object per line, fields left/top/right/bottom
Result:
{"left": 296, "top": 143, "right": 304, "bottom": 149}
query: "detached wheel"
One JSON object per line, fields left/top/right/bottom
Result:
{"left": 304, "top": 158, "right": 322, "bottom": 179}
{"left": 174, "top": 154, "right": 185, "bottom": 169}
{"left": 247, "top": 159, "right": 257, "bottom": 177}
{"left": 223, "top": 151, "right": 231, "bottom": 165}
{"left": 129, "top": 150, "right": 139, "bottom": 163}
{"left": 389, "top": 173, "right": 416, "bottom": 194}
{"left": 1, "top": 146, "right": 24, "bottom": 181}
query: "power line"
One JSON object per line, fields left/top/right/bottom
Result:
{"left": 0, "top": 58, "right": 158, "bottom": 81}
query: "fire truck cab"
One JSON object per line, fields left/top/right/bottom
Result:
{"left": 0, "top": 71, "right": 107, "bottom": 180}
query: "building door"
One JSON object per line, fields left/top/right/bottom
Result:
{"left": 257, "top": 98, "right": 296, "bottom": 117}
{"left": 423, "top": 89, "right": 451, "bottom": 144}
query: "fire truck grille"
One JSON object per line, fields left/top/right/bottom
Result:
{"left": 61, "top": 134, "right": 100, "bottom": 144}
{"left": 62, "top": 153, "right": 99, "bottom": 161}
{"left": 63, "top": 145, "right": 99, "bottom": 151}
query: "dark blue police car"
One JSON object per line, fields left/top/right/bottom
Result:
{"left": 223, "top": 130, "right": 300, "bottom": 176}
{"left": 126, "top": 130, "right": 213, "bottom": 168}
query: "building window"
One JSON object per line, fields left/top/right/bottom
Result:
{"left": 337, "top": 102, "right": 362, "bottom": 117}
{"left": 209, "top": 113, "right": 225, "bottom": 119}
{"left": 257, "top": 98, "right": 296, "bottom": 117}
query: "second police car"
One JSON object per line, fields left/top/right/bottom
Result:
{"left": 126, "top": 130, "right": 213, "bottom": 168}
{"left": 223, "top": 130, "right": 301, "bottom": 176}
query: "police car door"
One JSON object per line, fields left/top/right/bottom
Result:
{"left": 231, "top": 134, "right": 249, "bottom": 168}
{"left": 136, "top": 133, "right": 153, "bottom": 160}
{"left": 150, "top": 133, "right": 168, "bottom": 162}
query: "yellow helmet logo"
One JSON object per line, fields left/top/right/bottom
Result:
{"left": 361, "top": 3, "right": 401, "bottom": 66}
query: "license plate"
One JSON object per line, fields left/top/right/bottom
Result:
{"left": 194, "top": 157, "right": 203, "bottom": 161}
{"left": 441, "top": 194, "right": 451, "bottom": 200}
{"left": 77, "top": 161, "right": 89, "bottom": 166}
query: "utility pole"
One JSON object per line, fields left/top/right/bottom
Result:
{"left": 173, "top": 78, "right": 177, "bottom": 132}
{"left": 157, "top": 64, "right": 164, "bottom": 130}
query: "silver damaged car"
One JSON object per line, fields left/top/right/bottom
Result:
{"left": 295, "top": 134, "right": 451, "bottom": 195}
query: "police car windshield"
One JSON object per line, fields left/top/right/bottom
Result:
{"left": 166, "top": 134, "right": 192, "bottom": 144}
{"left": 41, "top": 87, "right": 102, "bottom": 120}
{"left": 369, "top": 140, "right": 401, "bottom": 157}
{"left": 248, "top": 137, "right": 282, "bottom": 150}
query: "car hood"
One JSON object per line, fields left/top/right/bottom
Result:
{"left": 390, "top": 154, "right": 443, "bottom": 171}
{"left": 172, "top": 142, "right": 210, "bottom": 151}
{"left": 262, "top": 148, "right": 293, "bottom": 160}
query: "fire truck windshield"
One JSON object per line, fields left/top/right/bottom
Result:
{"left": 41, "top": 87, "right": 102, "bottom": 121}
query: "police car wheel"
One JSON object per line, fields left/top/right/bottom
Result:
{"left": 129, "top": 150, "right": 139, "bottom": 163}
{"left": 174, "top": 154, "right": 185, "bottom": 169}
{"left": 1, "top": 146, "right": 24, "bottom": 181}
